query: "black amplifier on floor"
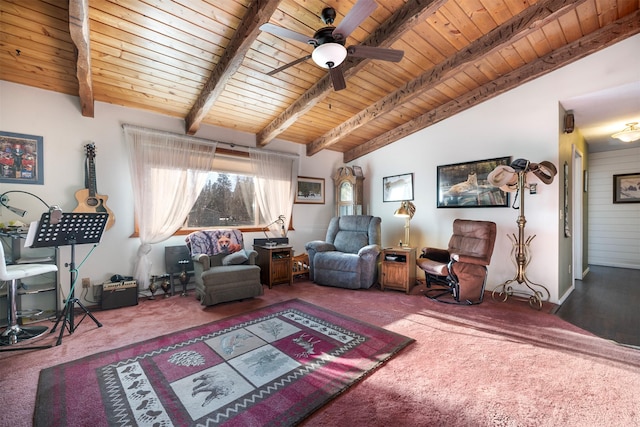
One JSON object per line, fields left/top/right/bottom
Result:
{"left": 101, "top": 280, "right": 138, "bottom": 310}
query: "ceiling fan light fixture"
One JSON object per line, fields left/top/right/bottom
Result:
{"left": 312, "top": 43, "right": 347, "bottom": 69}
{"left": 612, "top": 122, "right": 640, "bottom": 143}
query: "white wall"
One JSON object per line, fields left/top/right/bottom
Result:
{"left": 353, "top": 34, "right": 640, "bottom": 303}
{"left": 1, "top": 34, "right": 638, "bottom": 306}
{"left": 0, "top": 82, "right": 342, "bottom": 307}
{"left": 588, "top": 147, "right": 640, "bottom": 269}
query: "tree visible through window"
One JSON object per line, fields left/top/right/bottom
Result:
{"left": 186, "top": 172, "right": 257, "bottom": 228}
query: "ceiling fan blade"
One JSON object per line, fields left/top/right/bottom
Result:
{"left": 332, "top": 0, "right": 377, "bottom": 41}
{"left": 267, "top": 54, "right": 312, "bottom": 76}
{"left": 328, "top": 64, "right": 346, "bottom": 91}
{"left": 347, "top": 45, "right": 404, "bottom": 62}
{"left": 259, "top": 23, "right": 314, "bottom": 45}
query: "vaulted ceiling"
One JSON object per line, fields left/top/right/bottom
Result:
{"left": 1, "top": 0, "right": 638, "bottom": 162}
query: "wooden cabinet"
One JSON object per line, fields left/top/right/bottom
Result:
{"left": 381, "top": 247, "right": 416, "bottom": 294}
{"left": 254, "top": 245, "right": 293, "bottom": 288}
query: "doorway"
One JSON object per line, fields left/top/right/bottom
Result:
{"left": 572, "top": 146, "right": 584, "bottom": 283}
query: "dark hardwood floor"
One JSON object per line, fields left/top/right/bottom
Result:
{"left": 555, "top": 265, "right": 640, "bottom": 348}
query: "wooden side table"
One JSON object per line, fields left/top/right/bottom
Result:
{"left": 253, "top": 245, "right": 293, "bottom": 288}
{"left": 381, "top": 247, "right": 417, "bottom": 294}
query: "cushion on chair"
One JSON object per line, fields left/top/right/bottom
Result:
{"left": 333, "top": 231, "right": 369, "bottom": 254}
{"left": 201, "top": 265, "right": 258, "bottom": 283}
{"left": 448, "top": 220, "right": 496, "bottom": 265}
{"left": 315, "top": 251, "right": 360, "bottom": 272}
{"left": 416, "top": 257, "right": 450, "bottom": 277}
{"left": 222, "top": 251, "right": 248, "bottom": 265}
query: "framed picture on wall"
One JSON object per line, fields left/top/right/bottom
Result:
{"left": 437, "top": 156, "right": 510, "bottom": 208}
{"left": 383, "top": 173, "right": 413, "bottom": 202}
{"left": 0, "top": 131, "right": 44, "bottom": 185}
{"left": 295, "top": 176, "right": 325, "bottom": 204}
{"left": 613, "top": 172, "right": 640, "bottom": 203}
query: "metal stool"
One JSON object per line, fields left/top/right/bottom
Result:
{"left": 0, "top": 246, "right": 58, "bottom": 347}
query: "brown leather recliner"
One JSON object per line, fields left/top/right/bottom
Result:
{"left": 417, "top": 219, "right": 497, "bottom": 304}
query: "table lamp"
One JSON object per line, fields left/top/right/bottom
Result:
{"left": 394, "top": 201, "right": 416, "bottom": 246}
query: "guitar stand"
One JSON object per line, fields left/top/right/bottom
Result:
{"left": 27, "top": 212, "right": 108, "bottom": 345}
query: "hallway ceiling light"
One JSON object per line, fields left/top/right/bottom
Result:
{"left": 612, "top": 122, "right": 640, "bottom": 143}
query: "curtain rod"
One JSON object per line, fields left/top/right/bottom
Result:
{"left": 121, "top": 123, "right": 299, "bottom": 159}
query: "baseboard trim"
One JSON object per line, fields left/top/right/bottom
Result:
{"left": 556, "top": 283, "right": 576, "bottom": 307}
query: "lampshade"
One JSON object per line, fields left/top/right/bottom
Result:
{"left": 394, "top": 201, "right": 415, "bottom": 219}
{"left": 312, "top": 43, "right": 347, "bottom": 69}
{"left": 612, "top": 122, "right": 640, "bottom": 143}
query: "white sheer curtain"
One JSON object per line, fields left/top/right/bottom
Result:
{"left": 124, "top": 125, "right": 216, "bottom": 287}
{"left": 249, "top": 148, "right": 298, "bottom": 236}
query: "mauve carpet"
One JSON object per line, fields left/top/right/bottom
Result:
{"left": 32, "top": 299, "right": 413, "bottom": 426}
{"left": 1, "top": 279, "right": 639, "bottom": 426}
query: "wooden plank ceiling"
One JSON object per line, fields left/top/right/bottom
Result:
{"left": 1, "top": 0, "right": 639, "bottom": 162}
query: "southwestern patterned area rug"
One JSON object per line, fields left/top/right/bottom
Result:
{"left": 34, "top": 299, "right": 414, "bottom": 426}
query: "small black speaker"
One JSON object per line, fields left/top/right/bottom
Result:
{"left": 101, "top": 280, "right": 138, "bottom": 310}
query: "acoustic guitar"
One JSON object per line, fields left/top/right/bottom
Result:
{"left": 73, "top": 143, "right": 115, "bottom": 230}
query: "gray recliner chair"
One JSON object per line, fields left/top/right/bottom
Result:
{"left": 186, "top": 229, "right": 263, "bottom": 306}
{"left": 305, "top": 215, "right": 382, "bottom": 289}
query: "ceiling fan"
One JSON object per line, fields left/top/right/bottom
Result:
{"left": 259, "top": 0, "right": 404, "bottom": 91}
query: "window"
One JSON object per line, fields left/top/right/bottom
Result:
{"left": 130, "top": 144, "right": 296, "bottom": 237}
{"left": 186, "top": 172, "right": 257, "bottom": 228}
{"left": 180, "top": 149, "right": 265, "bottom": 233}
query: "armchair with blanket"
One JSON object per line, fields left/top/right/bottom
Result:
{"left": 186, "top": 229, "right": 263, "bottom": 306}
{"left": 305, "top": 215, "right": 382, "bottom": 289}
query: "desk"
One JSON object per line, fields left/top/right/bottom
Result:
{"left": 253, "top": 245, "right": 292, "bottom": 288}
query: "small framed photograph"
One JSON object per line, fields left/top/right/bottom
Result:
{"left": 383, "top": 173, "right": 413, "bottom": 202}
{"left": 295, "top": 176, "right": 325, "bottom": 204}
{"left": 437, "top": 157, "right": 510, "bottom": 208}
{"left": 613, "top": 172, "right": 640, "bottom": 203}
{"left": 0, "top": 131, "right": 44, "bottom": 185}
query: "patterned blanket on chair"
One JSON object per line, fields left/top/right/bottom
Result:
{"left": 186, "top": 229, "right": 244, "bottom": 256}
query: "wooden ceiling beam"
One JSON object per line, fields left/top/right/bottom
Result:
{"left": 344, "top": 11, "right": 640, "bottom": 162}
{"left": 307, "top": 0, "right": 583, "bottom": 156}
{"left": 256, "top": 0, "right": 448, "bottom": 147}
{"left": 184, "top": 0, "right": 281, "bottom": 135}
{"left": 69, "top": 0, "right": 94, "bottom": 117}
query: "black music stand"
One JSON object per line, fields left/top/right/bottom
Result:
{"left": 28, "top": 212, "right": 108, "bottom": 346}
